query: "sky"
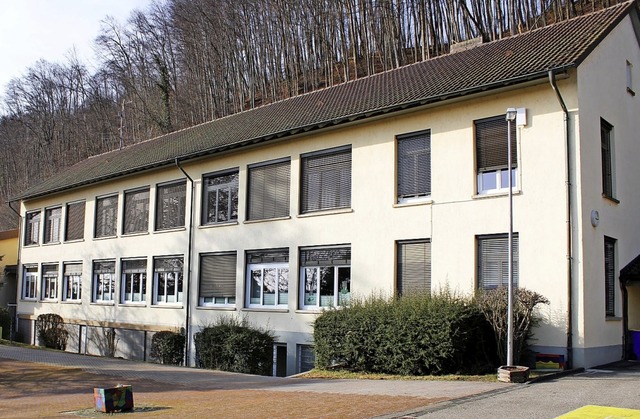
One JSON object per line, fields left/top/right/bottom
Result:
{"left": 0, "top": 0, "right": 153, "bottom": 96}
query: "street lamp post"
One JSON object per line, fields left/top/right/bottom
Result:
{"left": 506, "top": 108, "right": 517, "bottom": 367}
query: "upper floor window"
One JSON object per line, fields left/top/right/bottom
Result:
{"left": 627, "top": 60, "right": 635, "bottom": 96}
{"left": 199, "top": 252, "right": 237, "bottom": 306}
{"left": 246, "top": 249, "right": 289, "bottom": 308}
{"left": 203, "top": 170, "right": 239, "bottom": 225}
{"left": 65, "top": 201, "right": 85, "bottom": 241}
{"left": 397, "top": 239, "right": 431, "bottom": 295}
{"left": 397, "top": 131, "right": 431, "bottom": 203}
{"left": 601, "top": 118, "right": 615, "bottom": 200}
{"left": 247, "top": 158, "right": 290, "bottom": 221}
{"left": 300, "top": 246, "right": 351, "bottom": 309}
{"left": 123, "top": 188, "right": 150, "bottom": 234}
{"left": 22, "top": 265, "right": 38, "bottom": 300}
{"left": 41, "top": 264, "right": 59, "bottom": 301}
{"left": 62, "top": 262, "right": 82, "bottom": 302}
{"left": 156, "top": 181, "right": 186, "bottom": 231}
{"left": 477, "top": 234, "right": 519, "bottom": 290}
{"left": 93, "top": 260, "right": 116, "bottom": 302}
{"left": 44, "top": 207, "right": 62, "bottom": 244}
{"left": 153, "top": 256, "right": 184, "bottom": 304}
{"left": 475, "top": 116, "right": 517, "bottom": 194}
{"left": 95, "top": 195, "right": 118, "bottom": 238}
{"left": 605, "top": 236, "right": 616, "bottom": 317}
{"left": 121, "top": 259, "right": 147, "bottom": 304}
{"left": 301, "top": 146, "right": 351, "bottom": 213}
{"left": 24, "top": 211, "right": 41, "bottom": 246}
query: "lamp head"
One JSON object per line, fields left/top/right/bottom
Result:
{"left": 506, "top": 108, "right": 517, "bottom": 121}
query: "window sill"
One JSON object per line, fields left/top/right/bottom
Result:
{"left": 154, "top": 227, "right": 186, "bottom": 234}
{"left": 93, "top": 235, "right": 118, "bottom": 241}
{"left": 394, "top": 198, "right": 432, "bottom": 208}
{"left": 90, "top": 301, "right": 115, "bottom": 306}
{"left": 42, "top": 242, "right": 61, "bottom": 246}
{"left": 295, "top": 309, "right": 324, "bottom": 314}
{"left": 120, "top": 302, "right": 147, "bottom": 307}
{"left": 602, "top": 194, "right": 620, "bottom": 204}
{"left": 20, "top": 298, "right": 38, "bottom": 302}
{"left": 151, "top": 304, "right": 184, "bottom": 309}
{"left": 63, "top": 239, "right": 85, "bottom": 244}
{"left": 242, "top": 308, "right": 289, "bottom": 313}
{"left": 244, "top": 216, "right": 291, "bottom": 224}
{"left": 605, "top": 316, "right": 622, "bottom": 322}
{"left": 23, "top": 244, "right": 39, "bottom": 248}
{"left": 122, "top": 231, "right": 150, "bottom": 237}
{"left": 61, "top": 300, "right": 82, "bottom": 305}
{"left": 473, "top": 189, "right": 522, "bottom": 200}
{"left": 197, "top": 306, "right": 236, "bottom": 311}
{"left": 40, "top": 299, "right": 59, "bottom": 303}
{"left": 199, "top": 221, "right": 239, "bottom": 229}
{"left": 297, "top": 208, "right": 353, "bottom": 218}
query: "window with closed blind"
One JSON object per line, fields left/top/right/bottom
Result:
{"left": 95, "top": 195, "right": 118, "bottom": 238}
{"left": 199, "top": 252, "right": 237, "bottom": 306}
{"left": 246, "top": 249, "right": 289, "bottom": 308}
{"left": 203, "top": 170, "right": 239, "bottom": 225}
{"left": 65, "top": 201, "right": 85, "bottom": 241}
{"left": 397, "top": 131, "right": 431, "bottom": 203}
{"left": 300, "top": 246, "right": 351, "bottom": 309}
{"left": 475, "top": 116, "right": 517, "bottom": 194}
{"left": 397, "top": 240, "right": 431, "bottom": 295}
{"left": 123, "top": 188, "right": 150, "bottom": 234}
{"left": 24, "top": 210, "right": 41, "bottom": 246}
{"left": 604, "top": 236, "right": 616, "bottom": 317}
{"left": 44, "top": 207, "right": 62, "bottom": 244}
{"left": 301, "top": 146, "right": 351, "bottom": 213}
{"left": 247, "top": 158, "right": 290, "bottom": 221}
{"left": 477, "top": 234, "right": 519, "bottom": 290}
{"left": 156, "top": 181, "right": 187, "bottom": 230}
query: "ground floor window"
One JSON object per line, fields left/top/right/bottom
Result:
{"left": 93, "top": 260, "right": 116, "bottom": 302}
{"left": 62, "top": 263, "right": 82, "bottom": 301}
{"left": 477, "top": 234, "right": 519, "bottom": 290}
{"left": 22, "top": 265, "right": 38, "bottom": 300}
{"left": 605, "top": 236, "right": 617, "bottom": 317}
{"left": 121, "top": 259, "right": 147, "bottom": 303}
{"left": 297, "top": 344, "right": 315, "bottom": 373}
{"left": 41, "top": 264, "right": 59, "bottom": 301}
{"left": 396, "top": 239, "right": 431, "bottom": 295}
{"left": 300, "top": 246, "right": 350, "bottom": 309}
{"left": 199, "top": 252, "right": 237, "bottom": 306}
{"left": 153, "top": 256, "right": 184, "bottom": 304}
{"left": 246, "top": 249, "right": 289, "bottom": 308}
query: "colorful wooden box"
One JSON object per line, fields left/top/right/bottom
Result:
{"left": 93, "top": 385, "right": 134, "bottom": 413}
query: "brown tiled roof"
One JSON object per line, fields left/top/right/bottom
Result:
{"left": 13, "top": 1, "right": 636, "bottom": 201}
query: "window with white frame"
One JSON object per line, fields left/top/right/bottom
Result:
{"left": 24, "top": 211, "right": 41, "bottom": 246}
{"left": 477, "top": 234, "right": 519, "bottom": 290}
{"left": 397, "top": 131, "right": 431, "bottom": 203}
{"left": 605, "top": 236, "right": 616, "bottom": 317}
{"left": 300, "top": 246, "right": 351, "bottom": 309}
{"left": 475, "top": 116, "right": 517, "bottom": 194}
{"left": 62, "top": 263, "right": 82, "bottom": 302}
{"left": 41, "top": 264, "right": 58, "bottom": 300}
{"left": 199, "top": 252, "right": 237, "bottom": 306}
{"left": 153, "top": 257, "right": 184, "bottom": 304}
{"left": 121, "top": 259, "right": 147, "bottom": 304}
{"left": 203, "top": 170, "right": 239, "bottom": 225}
{"left": 123, "top": 188, "right": 150, "bottom": 234}
{"left": 397, "top": 240, "right": 431, "bottom": 295}
{"left": 246, "top": 249, "right": 289, "bottom": 308}
{"left": 65, "top": 201, "right": 85, "bottom": 241}
{"left": 156, "top": 181, "right": 186, "bottom": 230}
{"left": 95, "top": 195, "right": 118, "bottom": 238}
{"left": 247, "top": 159, "right": 290, "bottom": 221}
{"left": 93, "top": 260, "right": 116, "bottom": 302}
{"left": 300, "top": 146, "right": 351, "bottom": 213}
{"left": 22, "top": 265, "right": 38, "bottom": 300}
{"left": 44, "top": 207, "right": 62, "bottom": 244}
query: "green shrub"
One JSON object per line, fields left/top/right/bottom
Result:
{"left": 150, "top": 330, "right": 185, "bottom": 365}
{"left": 194, "top": 317, "right": 274, "bottom": 376}
{"left": 314, "top": 290, "right": 497, "bottom": 375}
{"left": 36, "top": 313, "right": 68, "bottom": 350}
{"left": 0, "top": 307, "right": 10, "bottom": 339}
{"left": 475, "top": 287, "right": 549, "bottom": 365}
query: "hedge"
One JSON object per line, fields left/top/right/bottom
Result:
{"left": 150, "top": 330, "right": 186, "bottom": 365}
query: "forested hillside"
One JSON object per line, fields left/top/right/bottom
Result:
{"left": 0, "top": 0, "right": 627, "bottom": 230}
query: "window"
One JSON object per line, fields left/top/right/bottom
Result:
{"left": 62, "top": 263, "right": 82, "bottom": 302}
{"left": 475, "top": 116, "right": 517, "bottom": 194}
{"left": 247, "top": 159, "right": 290, "bottom": 221}
{"left": 123, "top": 188, "right": 150, "bottom": 234}
{"left": 95, "top": 195, "right": 118, "bottom": 238}
{"left": 22, "top": 265, "right": 38, "bottom": 300}
{"left": 605, "top": 237, "right": 616, "bottom": 317}
{"left": 41, "top": 264, "right": 58, "bottom": 300}
{"left": 93, "top": 260, "right": 116, "bottom": 302}
{"left": 199, "top": 252, "right": 237, "bottom": 306}
{"left": 203, "top": 170, "right": 239, "bottom": 225}
{"left": 121, "top": 259, "right": 147, "bottom": 303}
{"left": 297, "top": 344, "right": 315, "bottom": 373}
{"left": 627, "top": 60, "right": 635, "bottom": 96}
{"left": 477, "top": 234, "right": 519, "bottom": 290}
{"left": 301, "top": 146, "right": 351, "bottom": 213}
{"left": 44, "top": 207, "right": 62, "bottom": 244}
{"left": 156, "top": 181, "right": 186, "bottom": 230}
{"left": 65, "top": 201, "right": 85, "bottom": 241}
{"left": 246, "top": 249, "right": 289, "bottom": 308}
{"left": 397, "top": 131, "right": 431, "bottom": 202}
{"left": 24, "top": 211, "right": 41, "bottom": 246}
{"left": 601, "top": 119, "right": 615, "bottom": 199}
{"left": 397, "top": 240, "right": 431, "bottom": 295}
{"left": 153, "top": 257, "right": 183, "bottom": 304}
{"left": 300, "top": 246, "right": 351, "bottom": 309}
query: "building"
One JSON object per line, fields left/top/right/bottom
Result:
{"left": 10, "top": 2, "right": 640, "bottom": 373}
{"left": 0, "top": 229, "right": 18, "bottom": 308}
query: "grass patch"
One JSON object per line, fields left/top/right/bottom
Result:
{"left": 297, "top": 368, "right": 498, "bottom": 382}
